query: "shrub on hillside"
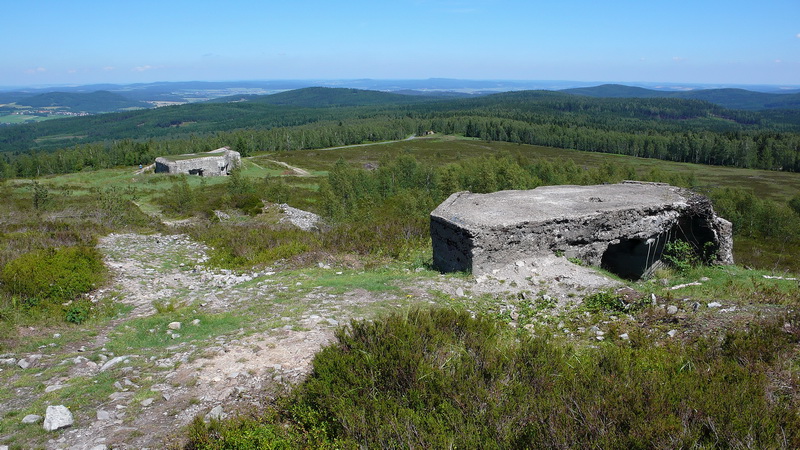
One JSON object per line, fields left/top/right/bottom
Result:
{"left": 187, "top": 308, "right": 800, "bottom": 448}
{"left": 0, "top": 246, "right": 105, "bottom": 307}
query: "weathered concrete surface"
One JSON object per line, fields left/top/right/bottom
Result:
{"left": 431, "top": 182, "right": 733, "bottom": 278}
{"left": 155, "top": 147, "right": 241, "bottom": 177}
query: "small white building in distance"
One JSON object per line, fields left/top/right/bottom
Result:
{"left": 154, "top": 147, "right": 241, "bottom": 177}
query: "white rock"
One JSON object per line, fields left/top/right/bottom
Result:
{"left": 43, "top": 405, "right": 73, "bottom": 431}
{"left": 667, "top": 329, "right": 678, "bottom": 338}
{"left": 205, "top": 405, "right": 226, "bottom": 421}
{"left": 168, "top": 322, "right": 182, "bottom": 330}
{"left": 0, "top": 358, "right": 15, "bottom": 366}
{"left": 192, "top": 319, "right": 201, "bottom": 326}
{"left": 22, "top": 414, "right": 42, "bottom": 424}
{"left": 707, "top": 302, "right": 722, "bottom": 308}
{"left": 140, "top": 398, "right": 154, "bottom": 407}
{"left": 45, "top": 385, "right": 64, "bottom": 393}
{"left": 17, "top": 359, "right": 31, "bottom": 369}
{"left": 666, "top": 305, "right": 679, "bottom": 315}
{"left": 456, "top": 287, "right": 465, "bottom": 297}
{"left": 97, "top": 410, "right": 111, "bottom": 421}
{"left": 100, "top": 356, "right": 127, "bottom": 372}
{"left": 515, "top": 260, "right": 525, "bottom": 267}
{"left": 619, "top": 333, "right": 630, "bottom": 340}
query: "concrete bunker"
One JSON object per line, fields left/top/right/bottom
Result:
{"left": 430, "top": 182, "right": 733, "bottom": 279}
{"left": 154, "top": 146, "right": 241, "bottom": 177}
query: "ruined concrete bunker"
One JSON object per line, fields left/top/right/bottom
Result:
{"left": 430, "top": 182, "right": 733, "bottom": 279}
{"left": 155, "top": 147, "right": 241, "bottom": 177}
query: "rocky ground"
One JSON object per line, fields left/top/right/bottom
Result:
{"left": 0, "top": 226, "right": 786, "bottom": 449}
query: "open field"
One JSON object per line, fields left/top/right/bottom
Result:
{"left": 0, "top": 114, "right": 54, "bottom": 125}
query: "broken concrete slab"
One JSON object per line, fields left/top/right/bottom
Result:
{"left": 430, "top": 182, "right": 733, "bottom": 279}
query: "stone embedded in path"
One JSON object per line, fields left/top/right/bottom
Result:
{"left": 205, "top": 405, "right": 226, "bottom": 422}
{"left": 99, "top": 356, "right": 127, "bottom": 372}
{"left": 22, "top": 414, "right": 42, "bottom": 424}
{"left": 97, "top": 410, "right": 111, "bottom": 421}
{"left": 0, "top": 358, "right": 15, "bottom": 366}
{"left": 43, "top": 405, "right": 73, "bottom": 431}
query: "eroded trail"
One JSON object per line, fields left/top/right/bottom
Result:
{"left": 35, "top": 234, "right": 345, "bottom": 449}
{"left": 4, "top": 229, "right": 624, "bottom": 449}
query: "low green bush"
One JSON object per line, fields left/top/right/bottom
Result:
{"left": 186, "top": 308, "right": 800, "bottom": 448}
{"left": 0, "top": 246, "right": 106, "bottom": 306}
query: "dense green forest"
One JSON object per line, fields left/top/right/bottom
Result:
{"left": 1, "top": 87, "right": 800, "bottom": 179}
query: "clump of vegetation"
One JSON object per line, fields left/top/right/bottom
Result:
{"left": 662, "top": 239, "right": 702, "bottom": 273}
{"left": 186, "top": 308, "right": 800, "bottom": 448}
{"left": 1, "top": 246, "right": 106, "bottom": 308}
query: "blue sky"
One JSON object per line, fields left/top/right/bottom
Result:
{"left": 2, "top": 0, "right": 798, "bottom": 87}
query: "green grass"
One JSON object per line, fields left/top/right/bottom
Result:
{"left": 644, "top": 264, "right": 800, "bottom": 305}
{"left": 300, "top": 268, "right": 412, "bottom": 294}
{"left": 104, "top": 308, "right": 246, "bottom": 355}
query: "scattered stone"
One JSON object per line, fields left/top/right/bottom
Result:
{"left": 692, "top": 302, "right": 701, "bottom": 312}
{"left": 455, "top": 287, "right": 465, "bottom": 297}
{"left": 205, "top": 405, "right": 227, "bottom": 421}
{"left": 89, "top": 445, "right": 108, "bottom": 450}
{"left": 44, "top": 385, "right": 64, "bottom": 393}
{"left": 666, "top": 305, "right": 679, "bottom": 315}
{"left": 650, "top": 293, "right": 657, "bottom": 305}
{"left": 140, "top": 398, "right": 154, "bottom": 407}
{"left": 515, "top": 260, "right": 525, "bottom": 267}
{"left": 17, "top": 359, "right": 31, "bottom": 369}
{"left": 707, "top": 301, "right": 722, "bottom": 308}
{"left": 43, "top": 405, "right": 73, "bottom": 431}
{"left": 192, "top": 319, "right": 201, "bottom": 326}
{"left": 168, "top": 321, "right": 182, "bottom": 330}
{"left": 669, "top": 282, "right": 703, "bottom": 291}
{"left": 97, "top": 410, "right": 111, "bottom": 421}
{"left": 100, "top": 356, "right": 127, "bottom": 372}
{"left": 619, "top": 333, "right": 630, "bottom": 340}
{"left": 699, "top": 277, "right": 710, "bottom": 282}
{"left": 0, "top": 358, "right": 15, "bottom": 366}
{"left": 667, "top": 329, "right": 678, "bottom": 338}
{"left": 109, "top": 392, "right": 134, "bottom": 401}
{"left": 22, "top": 414, "right": 42, "bottom": 424}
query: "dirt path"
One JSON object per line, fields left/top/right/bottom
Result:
{"left": 262, "top": 159, "right": 312, "bottom": 176}
{"left": 1, "top": 224, "right": 624, "bottom": 449}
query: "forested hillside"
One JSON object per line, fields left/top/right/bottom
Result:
{"left": 562, "top": 84, "right": 800, "bottom": 110}
{"left": 1, "top": 87, "right": 800, "bottom": 179}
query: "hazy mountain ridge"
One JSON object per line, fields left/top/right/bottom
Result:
{"left": 562, "top": 84, "right": 800, "bottom": 110}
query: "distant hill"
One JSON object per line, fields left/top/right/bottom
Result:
{"left": 16, "top": 90, "right": 148, "bottom": 113}
{"left": 562, "top": 84, "right": 800, "bottom": 110}
{"left": 213, "top": 87, "right": 436, "bottom": 107}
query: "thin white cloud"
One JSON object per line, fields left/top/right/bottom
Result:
{"left": 132, "top": 65, "right": 156, "bottom": 72}
{"left": 672, "top": 56, "right": 686, "bottom": 62}
{"left": 25, "top": 67, "right": 47, "bottom": 74}
{"left": 67, "top": 69, "right": 77, "bottom": 74}
{"left": 775, "top": 59, "right": 783, "bottom": 63}
{"left": 796, "top": 33, "right": 800, "bottom": 38}
{"left": 103, "top": 66, "right": 115, "bottom": 71}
